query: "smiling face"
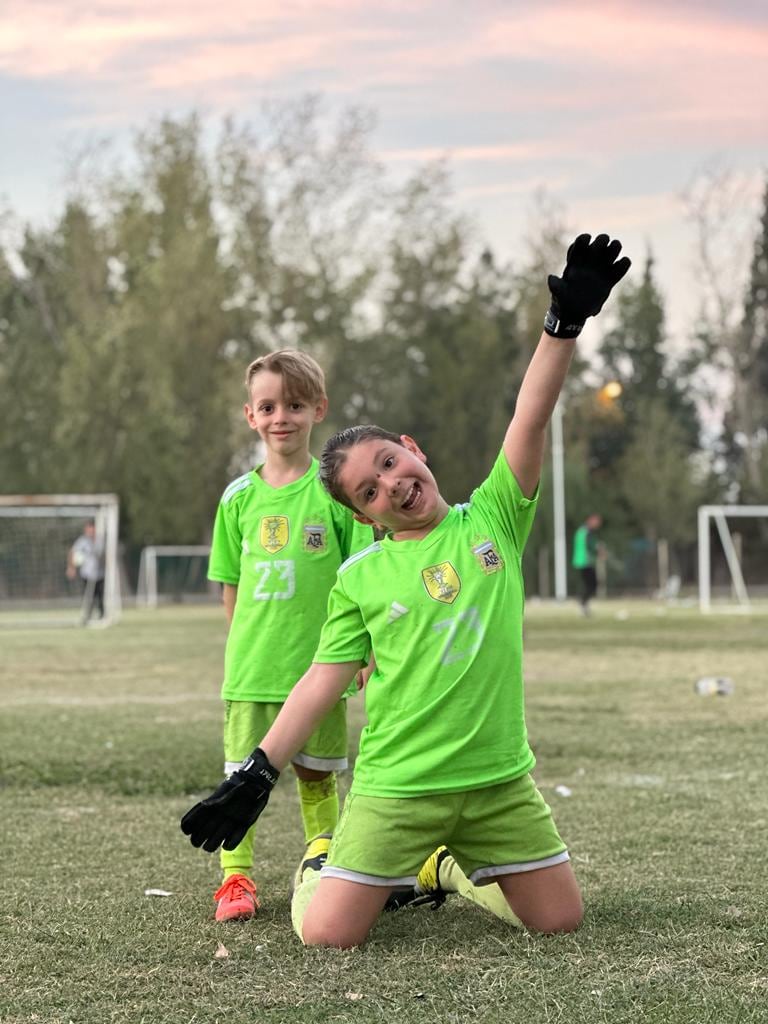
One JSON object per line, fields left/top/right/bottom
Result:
{"left": 244, "top": 369, "right": 327, "bottom": 460}
{"left": 337, "top": 435, "right": 449, "bottom": 539}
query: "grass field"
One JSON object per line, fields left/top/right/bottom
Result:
{"left": 1, "top": 602, "right": 766, "bottom": 1024}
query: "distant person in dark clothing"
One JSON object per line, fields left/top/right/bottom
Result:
{"left": 572, "top": 514, "right": 602, "bottom": 615}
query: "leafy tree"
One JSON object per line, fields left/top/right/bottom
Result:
{"left": 618, "top": 399, "right": 705, "bottom": 545}
{"left": 726, "top": 178, "right": 768, "bottom": 503}
{"left": 330, "top": 164, "right": 523, "bottom": 503}
{"left": 597, "top": 252, "right": 699, "bottom": 469}
{"left": 107, "top": 115, "right": 240, "bottom": 544}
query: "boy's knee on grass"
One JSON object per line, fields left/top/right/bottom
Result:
{"left": 298, "top": 877, "right": 391, "bottom": 948}
{"left": 497, "top": 861, "right": 583, "bottom": 934}
{"left": 518, "top": 900, "right": 583, "bottom": 935}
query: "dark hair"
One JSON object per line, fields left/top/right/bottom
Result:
{"left": 319, "top": 425, "right": 403, "bottom": 511}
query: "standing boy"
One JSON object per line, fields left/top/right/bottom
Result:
{"left": 66, "top": 520, "right": 105, "bottom": 623}
{"left": 183, "top": 235, "right": 630, "bottom": 945}
{"left": 204, "top": 349, "right": 371, "bottom": 922}
{"left": 572, "top": 513, "right": 603, "bottom": 615}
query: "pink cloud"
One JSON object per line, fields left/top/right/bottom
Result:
{"left": 380, "top": 142, "right": 557, "bottom": 164}
{"left": 483, "top": 4, "right": 768, "bottom": 64}
{"left": 0, "top": 0, "right": 765, "bottom": 159}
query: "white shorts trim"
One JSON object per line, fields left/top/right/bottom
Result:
{"left": 469, "top": 849, "right": 570, "bottom": 884}
{"left": 292, "top": 753, "right": 348, "bottom": 772}
{"left": 320, "top": 865, "right": 418, "bottom": 888}
{"left": 225, "top": 754, "right": 348, "bottom": 776}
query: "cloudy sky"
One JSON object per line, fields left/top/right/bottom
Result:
{"left": 1, "top": 0, "right": 766, "bottom": 347}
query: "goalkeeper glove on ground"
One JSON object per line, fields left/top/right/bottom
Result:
{"left": 180, "top": 748, "right": 280, "bottom": 853}
{"left": 544, "top": 233, "right": 631, "bottom": 339}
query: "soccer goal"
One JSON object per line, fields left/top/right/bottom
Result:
{"left": 698, "top": 504, "right": 768, "bottom": 612}
{"left": 0, "top": 494, "right": 121, "bottom": 627}
{"left": 136, "top": 546, "right": 213, "bottom": 608}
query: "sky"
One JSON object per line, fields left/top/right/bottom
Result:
{"left": 1, "top": 0, "right": 767, "bottom": 353}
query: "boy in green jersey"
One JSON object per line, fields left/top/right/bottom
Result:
{"left": 182, "top": 235, "right": 631, "bottom": 945}
{"left": 572, "top": 513, "right": 603, "bottom": 615}
{"left": 204, "top": 349, "right": 372, "bottom": 922}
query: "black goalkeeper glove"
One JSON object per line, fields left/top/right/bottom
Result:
{"left": 544, "top": 233, "right": 631, "bottom": 339}
{"left": 180, "top": 747, "right": 280, "bottom": 853}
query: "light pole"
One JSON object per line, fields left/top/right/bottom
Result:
{"left": 551, "top": 382, "right": 622, "bottom": 603}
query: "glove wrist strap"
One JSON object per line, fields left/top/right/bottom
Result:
{"left": 240, "top": 747, "right": 280, "bottom": 788}
{"left": 544, "top": 307, "right": 583, "bottom": 339}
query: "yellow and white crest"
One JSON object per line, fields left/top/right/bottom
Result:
{"left": 260, "top": 516, "right": 289, "bottom": 553}
{"left": 421, "top": 561, "right": 461, "bottom": 604}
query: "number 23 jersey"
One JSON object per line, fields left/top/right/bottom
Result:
{"left": 209, "top": 458, "right": 371, "bottom": 701}
{"left": 314, "top": 450, "right": 538, "bottom": 798}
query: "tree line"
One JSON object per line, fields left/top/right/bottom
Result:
{"left": 1, "top": 104, "right": 766, "bottom": 591}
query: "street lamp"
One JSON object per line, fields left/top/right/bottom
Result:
{"left": 551, "top": 382, "right": 622, "bottom": 602}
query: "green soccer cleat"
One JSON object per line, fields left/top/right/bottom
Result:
{"left": 291, "top": 832, "right": 332, "bottom": 896}
{"left": 384, "top": 845, "right": 451, "bottom": 912}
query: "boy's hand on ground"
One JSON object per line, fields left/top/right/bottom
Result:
{"left": 180, "top": 748, "right": 280, "bottom": 853}
{"left": 545, "top": 234, "right": 631, "bottom": 339}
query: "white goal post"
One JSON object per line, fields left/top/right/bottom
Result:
{"left": 136, "top": 546, "right": 213, "bottom": 608}
{"left": 0, "top": 494, "right": 121, "bottom": 627}
{"left": 698, "top": 504, "right": 768, "bottom": 612}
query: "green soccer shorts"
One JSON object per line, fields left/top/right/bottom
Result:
{"left": 223, "top": 699, "right": 348, "bottom": 776}
{"left": 322, "top": 773, "right": 568, "bottom": 886}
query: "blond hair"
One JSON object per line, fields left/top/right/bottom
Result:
{"left": 245, "top": 350, "right": 326, "bottom": 405}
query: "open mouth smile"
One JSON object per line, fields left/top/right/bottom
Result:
{"left": 401, "top": 482, "right": 421, "bottom": 511}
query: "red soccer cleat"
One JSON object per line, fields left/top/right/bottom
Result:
{"left": 213, "top": 874, "right": 259, "bottom": 922}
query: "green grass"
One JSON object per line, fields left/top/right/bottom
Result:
{"left": 1, "top": 603, "right": 767, "bottom": 1024}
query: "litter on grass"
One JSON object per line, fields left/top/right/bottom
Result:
{"left": 144, "top": 888, "right": 173, "bottom": 897}
{"left": 554, "top": 784, "right": 572, "bottom": 797}
{"left": 694, "top": 676, "right": 734, "bottom": 696}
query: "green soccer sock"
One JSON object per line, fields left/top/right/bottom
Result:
{"left": 290, "top": 835, "right": 329, "bottom": 942}
{"left": 439, "top": 854, "right": 522, "bottom": 926}
{"left": 296, "top": 774, "right": 339, "bottom": 844}
{"left": 220, "top": 824, "right": 256, "bottom": 880}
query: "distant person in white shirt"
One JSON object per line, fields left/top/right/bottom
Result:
{"left": 66, "top": 520, "right": 105, "bottom": 621}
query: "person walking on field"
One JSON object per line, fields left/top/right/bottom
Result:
{"left": 202, "top": 350, "right": 373, "bottom": 923}
{"left": 181, "top": 233, "right": 631, "bottom": 948}
{"left": 66, "top": 520, "right": 105, "bottom": 623}
{"left": 572, "top": 514, "right": 603, "bottom": 616}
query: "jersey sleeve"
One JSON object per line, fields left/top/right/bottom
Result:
{"left": 313, "top": 573, "right": 370, "bottom": 664}
{"left": 207, "top": 499, "right": 242, "bottom": 584}
{"left": 471, "top": 450, "right": 538, "bottom": 554}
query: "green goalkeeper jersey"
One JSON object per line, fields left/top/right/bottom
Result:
{"left": 571, "top": 524, "right": 597, "bottom": 569}
{"left": 208, "top": 459, "right": 372, "bottom": 702}
{"left": 314, "top": 450, "right": 538, "bottom": 798}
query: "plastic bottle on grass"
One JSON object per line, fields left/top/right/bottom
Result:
{"left": 694, "top": 677, "right": 734, "bottom": 696}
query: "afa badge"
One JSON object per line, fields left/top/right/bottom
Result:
{"left": 260, "top": 516, "right": 289, "bottom": 553}
{"left": 472, "top": 539, "right": 504, "bottom": 575}
{"left": 303, "top": 523, "right": 327, "bottom": 552}
{"left": 421, "top": 561, "right": 461, "bottom": 604}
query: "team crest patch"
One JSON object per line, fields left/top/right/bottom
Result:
{"left": 472, "top": 539, "right": 504, "bottom": 575}
{"left": 303, "top": 523, "right": 327, "bottom": 552}
{"left": 421, "top": 561, "right": 461, "bottom": 604}
{"left": 260, "top": 516, "right": 289, "bottom": 553}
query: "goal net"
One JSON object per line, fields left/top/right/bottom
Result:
{"left": 698, "top": 504, "right": 768, "bottom": 612}
{"left": 0, "top": 494, "right": 121, "bottom": 627}
{"left": 136, "top": 546, "right": 214, "bottom": 608}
